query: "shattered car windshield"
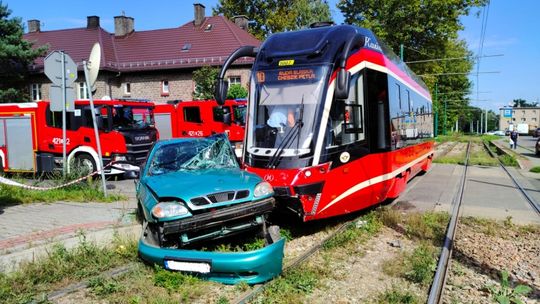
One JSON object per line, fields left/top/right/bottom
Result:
{"left": 148, "top": 135, "right": 238, "bottom": 175}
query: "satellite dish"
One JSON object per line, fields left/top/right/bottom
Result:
{"left": 86, "top": 43, "right": 101, "bottom": 88}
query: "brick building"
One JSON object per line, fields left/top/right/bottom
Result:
{"left": 499, "top": 106, "right": 540, "bottom": 132}
{"left": 23, "top": 4, "right": 259, "bottom": 104}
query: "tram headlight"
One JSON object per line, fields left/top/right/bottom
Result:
{"left": 254, "top": 182, "right": 274, "bottom": 198}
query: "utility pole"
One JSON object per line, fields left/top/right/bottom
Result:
{"left": 434, "top": 82, "right": 438, "bottom": 136}
{"left": 485, "top": 109, "right": 488, "bottom": 132}
{"left": 480, "top": 111, "right": 483, "bottom": 134}
{"left": 443, "top": 99, "right": 447, "bottom": 135}
{"left": 400, "top": 44, "right": 404, "bottom": 61}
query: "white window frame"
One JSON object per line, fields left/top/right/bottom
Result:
{"left": 78, "top": 82, "right": 90, "bottom": 100}
{"left": 124, "top": 82, "right": 131, "bottom": 95}
{"left": 161, "top": 80, "right": 170, "bottom": 96}
{"left": 30, "top": 83, "right": 42, "bottom": 101}
{"left": 228, "top": 76, "right": 241, "bottom": 85}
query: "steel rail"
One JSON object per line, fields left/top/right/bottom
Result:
{"left": 483, "top": 141, "right": 540, "bottom": 215}
{"left": 233, "top": 219, "right": 355, "bottom": 304}
{"left": 427, "top": 141, "right": 470, "bottom": 304}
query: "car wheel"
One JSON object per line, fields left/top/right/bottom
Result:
{"left": 73, "top": 154, "right": 97, "bottom": 176}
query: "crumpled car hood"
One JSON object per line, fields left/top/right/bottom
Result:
{"left": 144, "top": 168, "right": 260, "bottom": 201}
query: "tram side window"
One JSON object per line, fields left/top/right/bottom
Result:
{"left": 183, "top": 106, "right": 202, "bottom": 123}
{"left": 326, "top": 73, "right": 364, "bottom": 147}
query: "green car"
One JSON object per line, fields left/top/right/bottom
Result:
{"left": 136, "top": 133, "right": 284, "bottom": 284}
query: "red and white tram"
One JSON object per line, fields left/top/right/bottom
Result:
{"left": 216, "top": 24, "right": 434, "bottom": 221}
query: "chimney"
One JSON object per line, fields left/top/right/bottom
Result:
{"left": 233, "top": 15, "right": 248, "bottom": 30}
{"left": 114, "top": 15, "right": 134, "bottom": 36}
{"left": 87, "top": 16, "right": 100, "bottom": 29}
{"left": 28, "top": 19, "right": 40, "bottom": 33}
{"left": 194, "top": 3, "right": 205, "bottom": 27}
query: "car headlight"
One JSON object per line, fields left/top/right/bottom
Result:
{"left": 253, "top": 181, "right": 274, "bottom": 198}
{"left": 151, "top": 202, "right": 189, "bottom": 218}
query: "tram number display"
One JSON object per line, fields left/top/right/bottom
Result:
{"left": 257, "top": 68, "right": 320, "bottom": 83}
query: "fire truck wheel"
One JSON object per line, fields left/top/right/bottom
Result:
{"left": 74, "top": 154, "right": 97, "bottom": 176}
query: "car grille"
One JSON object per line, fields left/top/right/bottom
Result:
{"left": 191, "top": 190, "right": 250, "bottom": 206}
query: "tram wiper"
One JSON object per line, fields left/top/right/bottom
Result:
{"left": 266, "top": 96, "right": 305, "bottom": 169}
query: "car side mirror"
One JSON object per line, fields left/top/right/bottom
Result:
{"left": 334, "top": 69, "right": 351, "bottom": 100}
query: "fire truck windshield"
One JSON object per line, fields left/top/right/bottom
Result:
{"left": 247, "top": 65, "right": 329, "bottom": 158}
{"left": 111, "top": 106, "right": 154, "bottom": 130}
{"left": 233, "top": 105, "right": 246, "bottom": 125}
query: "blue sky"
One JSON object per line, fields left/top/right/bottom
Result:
{"left": 6, "top": 0, "right": 539, "bottom": 112}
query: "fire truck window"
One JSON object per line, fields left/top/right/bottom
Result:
{"left": 212, "top": 106, "right": 230, "bottom": 122}
{"left": 183, "top": 106, "right": 202, "bottom": 123}
{"left": 46, "top": 107, "right": 80, "bottom": 130}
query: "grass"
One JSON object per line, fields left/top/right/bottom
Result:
{"left": 0, "top": 183, "right": 124, "bottom": 205}
{"left": 378, "top": 208, "right": 449, "bottom": 242}
{"left": 376, "top": 285, "right": 421, "bottom": 304}
{"left": 529, "top": 166, "right": 540, "bottom": 173}
{"left": 382, "top": 243, "right": 437, "bottom": 286}
{"left": 0, "top": 233, "right": 137, "bottom": 304}
{"left": 257, "top": 266, "right": 321, "bottom": 304}
{"left": 499, "top": 154, "right": 519, "bottom": 167}
{"left": 323, "top": 211, "right": 382, "bottom": 250}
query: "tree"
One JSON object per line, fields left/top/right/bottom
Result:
{"left": 227, "top": 84, "right": 248, "bottom": 99}
{"left": 512, "top": 98, "right": 537, "bottom": 107}
{"left": 337, "top": 0, "right": 487, "bottom": 135}
{"left": 0, "top": 2, "right": 47, "bottom": 103}
{"left": 213, "top": 0, "right": 332, "bottom": 40}
{"left": 192, "top": 66, "right": 219, "bottom": 100}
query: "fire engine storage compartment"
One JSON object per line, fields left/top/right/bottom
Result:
{"left": 0, "top": 116, "right": 35, "bottom": 171}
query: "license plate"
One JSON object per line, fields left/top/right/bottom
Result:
{"left": 164, "top": 260, "right": 211, "bottom": 273}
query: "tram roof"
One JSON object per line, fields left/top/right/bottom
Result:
{"left": 260, "top": 24, "right": 429, "bottom": 93}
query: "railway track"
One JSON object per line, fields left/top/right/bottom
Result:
{"left": 429, "top": 140, "right": 540, "bottom": 303}
{"left": 427, "top": 141, "right": 471, "bottom": 304}
{"left": 484, "top": 141, "right": 540, "bottom": 215}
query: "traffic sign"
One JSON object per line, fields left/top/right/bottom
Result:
{"left": 49, "top": 85, "right": 76, "bottom": 112}
{"left": 44, "top": 51, "right": 78, "bottom": 86}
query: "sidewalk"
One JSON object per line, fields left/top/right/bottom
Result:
{"left": 0, "top": 179, "right": 140, "bottom": 272}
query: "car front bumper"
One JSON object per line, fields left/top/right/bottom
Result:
{"left": 138, "top": 233, "right": 285, "bottom": 285}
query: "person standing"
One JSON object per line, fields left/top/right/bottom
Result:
{"left": 510, "top": 130, "right": 518, "bottom": 149}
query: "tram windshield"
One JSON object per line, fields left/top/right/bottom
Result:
{"left": 247, "top": 65, "right": 329, "bottom": 158}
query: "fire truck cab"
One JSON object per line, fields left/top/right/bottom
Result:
{"left": 0, "top": 99, "right": 158, "bottom": 177}
{"left": 153, "top": 100, "right": 246, "bottom": 155}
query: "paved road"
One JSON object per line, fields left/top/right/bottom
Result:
{"left": 396, "top": 159, "right": 540, "bottom": 225}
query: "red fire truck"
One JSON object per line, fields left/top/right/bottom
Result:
{"left": 153, "top": 100, "right": 246, "bottom": 155}
{"left": 0, "top": 99, "right": 158, "bottom": 177}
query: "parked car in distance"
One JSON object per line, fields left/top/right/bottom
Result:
{"left": 493, "top": 130, "right": 505, "bottom": 136}
{"left": 533, "top": 128, "right": 540, "bottom": 137}
{"left": 136, "top": 133, "right": 284, "bottom": 284}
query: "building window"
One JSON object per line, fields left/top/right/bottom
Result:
{"left": 78, "top": 82, "right": 90, "bottom": 99}
{"left": 522, "top": 118, "right": 526, "bottom": 122}
{"left": 124, "top": 83, "right": 131, "bottom": 95}
{"left": 30, "top": 84, "right": 42, "bottom": 101}
{"left": 161, "top": 80, "right": 170, "bottom": 96}
{"left": 512, "top": 118, "right": 516, "bottom": 121}
{"left": 228, "top": 76, "right": 241, "bottom": 85}
{"left": 532, "top": 118, "right": 537, "bottom": 122}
